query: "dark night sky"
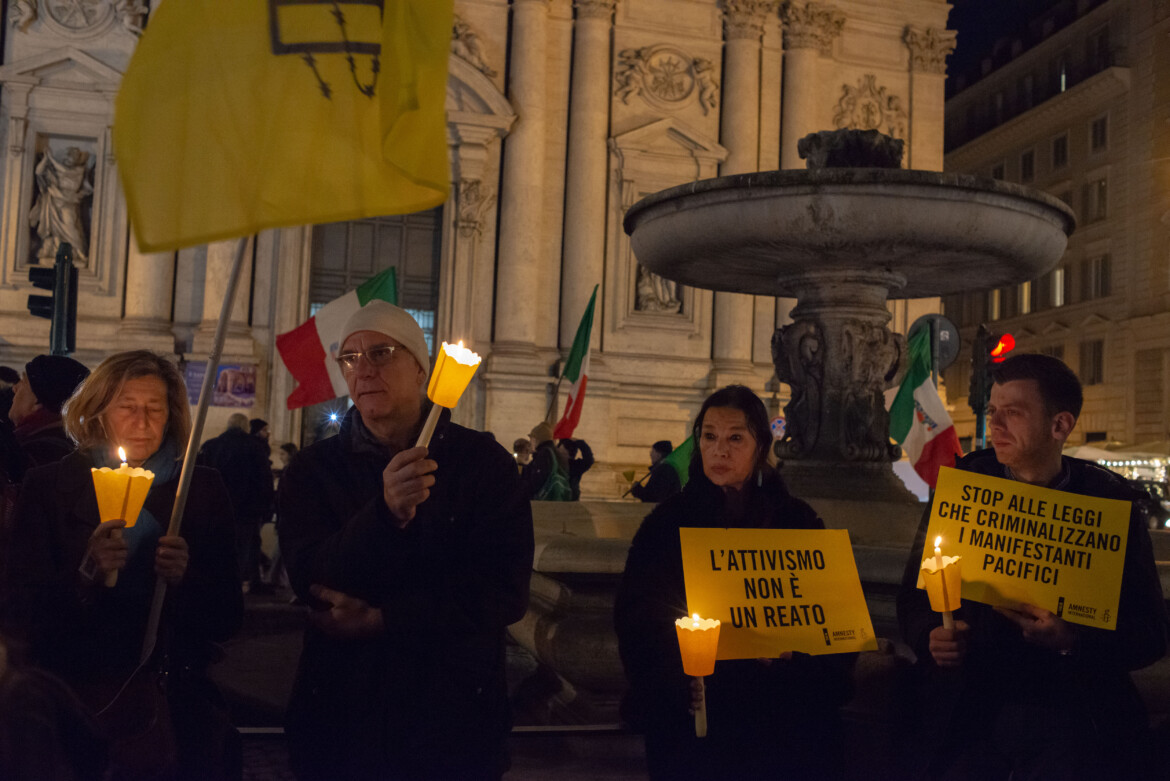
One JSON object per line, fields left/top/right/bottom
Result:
{"left": 947, "top": 0, "right": 1067, "bottom": 84}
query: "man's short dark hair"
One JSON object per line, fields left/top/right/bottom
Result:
{"left": 991, "top": 353, "right": 1083, "bottom": 419}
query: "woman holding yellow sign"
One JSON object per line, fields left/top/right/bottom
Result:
{"left": 616, "top": 385, "right": 856, "bottom": 780}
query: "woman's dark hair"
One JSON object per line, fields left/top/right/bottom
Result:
{"left": 689, "top": 385, "right": 772, "bottom": 484}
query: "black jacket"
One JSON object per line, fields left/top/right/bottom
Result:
{"left": 196, "top": 427, "right": 273, "bottom": 524}
{"left": 630, "top": 460, "right": 681, "bottom": 503}
{"left": 615, "top": 468, "right": 856, "bottom": 780}
{"left": 277, "top": 406, "right": 534, "bottom": 781}
{"left": 0, "top": 450, "right": 242, "bottom": 687}
{"left": 896, "top": 449, "right": 1169, "bottom": 777}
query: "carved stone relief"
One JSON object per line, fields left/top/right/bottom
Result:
{"left": 45, "top": 0, "right": 111, "bottom": 31}
{"left": 9, "top": 0, "right": 37, "bottom": 32}
{"left": 833, "top": 75, "right": 907, "bottom": 141}
{"left": 614, "top": 46, "right": 720, "bottom": 116}
{"left": 113, "top": 0, "right": 147, "bottom": 36}
{"left": 772, "top": 320, "right": 824, "bottom": 458}
{"left": 781, "top": 2, "right": 845, "bottom": 55}
{"left": 721, "top": 0, "right": 777, "bottom": 41}
{"left": 575, "top": 0, "right": 618, "bottom": 19}
{"left": 903, "top": 26, "right": 957, "bottom": 75}
{"left": 839, "top": 322, "right": 902, "bottom": 461}
{"left": 456, "top": 178, "right": 495, "bottom": 239}
{"left": 635, "top": 266, "right": 681, "bottom": 313}
{"left": 29, "top": 143, "right": 94, "bottom": 266}
{"left": 452, "top": 14, "right": 497, "bottom": 79}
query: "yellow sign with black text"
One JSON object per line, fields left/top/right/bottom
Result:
{"left": 680, "top": 528, "right": 878, "bottom": 659}
{"left": 923, "top": 466, "right": 1131, "bottom": 630}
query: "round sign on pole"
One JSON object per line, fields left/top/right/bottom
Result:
{"left": 908, "top": 313, "right": 960, "bottom": 372}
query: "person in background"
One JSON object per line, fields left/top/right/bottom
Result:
{"left": 197, "top": 413, "right": 274, "bottom": 594}
{"left": 616, "top": 385, "right": 855, "bottom": 780}
{"left": 630, "top": 439, "right": 681, "bottom": 504}
{"left": 558, "top": 438, "right": 594, "bottom": 500}
{"left": 0, "top": 366, "right": 19, "bottom": 391}
{"left": 513, "top": 438, "right": 533, "bottom": 475}
{"left": 277, "top": 300, "right": 533, "bottom": 780}
{"left": 1, "top": 350, "right": 242, "bottom": 779}
{"left": 5, "top": 355, "right": 90, "bottom": 483}
{"left": 897, "top": 353, "right": 1168, "bottom": 780}
{"left": 524, "top": 422, "right": 571, "bottom": 501}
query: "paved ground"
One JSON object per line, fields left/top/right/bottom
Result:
{"left": 223, "top": 585, "right": 1170, "bottom": 780}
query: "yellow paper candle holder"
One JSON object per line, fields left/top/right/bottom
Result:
{"left": 675, "top": 613, "right": 721, "bottom": 738}
{"left": 90, "top": 449, "right": 155, "bottom": 587}
{"left": 920, "top": 555, "right": 962, "bottom": 613}
{"left": 416, "top": 341, "right": 482, "bottom": 448}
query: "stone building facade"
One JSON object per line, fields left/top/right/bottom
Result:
{"left": 0, "top": 0, "right": 952, "bottom": 496}
{"left": 942, "top": 0, "right": 1170, "bottom": 450}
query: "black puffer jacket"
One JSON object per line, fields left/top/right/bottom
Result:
{"left": 277, "top": 406, "right": 534, "bottom": 781}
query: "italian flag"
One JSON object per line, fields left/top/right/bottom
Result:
{"left": 276, "top": 267, "right": 398, "bottom": 410}
{"left": 887, "top": 326, "right": 963, "bottom": 488}
{"left": 553, "top": 285, "right": 598, "bottom": 439}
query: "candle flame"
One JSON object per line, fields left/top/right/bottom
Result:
{"left": 692, "top": 612, "right": 700, "bottom": 627}
{"left": 441, "top": 340, "right": 481, "bottom": 367}
{"left": 934, "top": 536, "right": 942, "bottom": 549}
{"left": 118, "top": 446, "right": 127, "bottom": 463}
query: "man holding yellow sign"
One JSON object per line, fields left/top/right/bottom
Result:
{"left": 898, "top": 354, "right": 1168, "bottom": 780}
{"left": 616, "top": 386, "right": 855, "bottom": 780}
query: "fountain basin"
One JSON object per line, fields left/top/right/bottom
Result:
{"left": 624, "top": 168, "right": 1075, "bottom": 299}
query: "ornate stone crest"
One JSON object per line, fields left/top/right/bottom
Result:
{"left": 45, "top": 0, "right": 109, "bottom": 30}
{"left": 833, "top": 75, "right": 907, "bottom": 141}
{"left": 614, "top": 45, "right": 720, "bottom": 115}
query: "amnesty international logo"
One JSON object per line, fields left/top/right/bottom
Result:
{"left": 267, "top": 0, "right": 383, "bottom": 99}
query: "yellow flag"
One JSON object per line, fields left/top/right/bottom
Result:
{"left": 114, "top": 0, "right": 452, "bottom": 253}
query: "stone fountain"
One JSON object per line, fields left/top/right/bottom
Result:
{"left": 623, "top": 129, "right": 1076, "bottom": 501}
{"left": 510, "top": 130, "right": 1076, "bottom": 726}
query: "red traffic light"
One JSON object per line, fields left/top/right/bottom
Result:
{"left": 990, "top": 333, "right": 1015, "bottom": 363}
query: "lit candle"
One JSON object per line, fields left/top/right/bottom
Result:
{"left": 675, "top": 612, "right": 721, "bottom": 738}
{"left": 90, "top": 447, "right": 155, "bottom": 587}
{"left": 921, "top": 536, "right": 961, "bottom": 630}
{"left": 934, "top": 537, "right": 954, "bottom": 630}
{"left": 416, "top": 340, "right": 483, "bottom": 448}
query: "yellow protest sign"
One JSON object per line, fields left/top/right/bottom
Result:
{"left": 680, "top": 528, "right": 878, "bottom": 658}
{"left": 923, "top": 466, "right": 1131, "bottom": 630}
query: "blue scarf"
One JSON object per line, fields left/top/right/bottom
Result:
{"left": 90, "top": 438, "right": 183, "bottom": 589}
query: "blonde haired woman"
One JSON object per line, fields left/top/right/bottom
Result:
{"left": 2, "top": 350, "right": 242, "bottom": 779}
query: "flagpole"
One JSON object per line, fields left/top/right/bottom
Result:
{"left": 141, "top": 235, "right": 249, "bottom": 663}
{"left": 545, "top": 373, "right": 565, "bottom": 424}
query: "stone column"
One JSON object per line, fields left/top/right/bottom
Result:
{"left": 495, "top": 0, "right": 550, "bottom": 350}
{"left": 193, "top": 238, "right": 254, "bottom": 357}
{"left": 120, "top": 229, "right": 176, "bottom": 349}
{"left": 903, "top": 26, "right": 955, "bottom": 172}
{"left": 713, "top": 1, "right": 773, "bottom": 374}
{"left": 560, "top": 0, "right": 616, "bottom": 350}
{"left": 776, "top": 2, "right": 843, "bottom": 325}
{"left": 779, "top": 3, "right": 844, "bottom": 170}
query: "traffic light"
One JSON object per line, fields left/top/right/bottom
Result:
{"left": 990, "top": 333, "right": 1015, "bottom": 363}
{"left": 968, "top": 325, "right": 1016, "bottom": 414}
{"left": 26, "top": 243, "right": 78, "bottom": 355}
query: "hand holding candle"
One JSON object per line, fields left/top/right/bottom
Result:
{"left": 921, "top": 535, "right": 962, "bottom": 629}
{"left": 89, "top": 447, "right": 155, "bottom": 587}
{"left": 416, "top": 341, "right": 482, "bottom": 448}
{"left": 675, "top": 612, "right": 721, "bottom": 738}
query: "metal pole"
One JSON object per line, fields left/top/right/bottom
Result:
{"left": 141, "top": 235, "right": 249, "bottom": 663}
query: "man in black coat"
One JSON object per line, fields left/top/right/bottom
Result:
{"left": 631, "top": 440, "right": 681, "bottom": 503}
{"left": 197, "top": 413, "right": 274, "bottom": 591}
{"left": 897, "top": 354, "right": 1169, "bottom": 780}
{"left": 277, "top": 300, "right": 534, "bottom": 781}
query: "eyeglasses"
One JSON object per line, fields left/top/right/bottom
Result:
{"left": 336, "top": 345, "right": 399, "bottom": 373}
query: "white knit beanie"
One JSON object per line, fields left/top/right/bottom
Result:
{"left": 338, "top": 301, "right": 430, "bottom": 374}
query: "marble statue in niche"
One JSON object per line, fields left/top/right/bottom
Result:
{"left": 636, "top": 265, "right": 681, "bottom": 313}
{"left": 29, "top": 146, "right": 93, "bottom": 266}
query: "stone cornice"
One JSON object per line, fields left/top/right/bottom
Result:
{"left": 721, "top": 0, "right": 777, "bottom": 41}
{"left": 946, "top": 67, "right": 1131, "bottom": 170}
{"left": 575, "top": 0, "right": 617, "bottom": 19}
{"left": 903, "top": 26, "right": 956, "bottom": 75}
{"left": 781, "top": 2, "right": 845, "bottom": 55}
